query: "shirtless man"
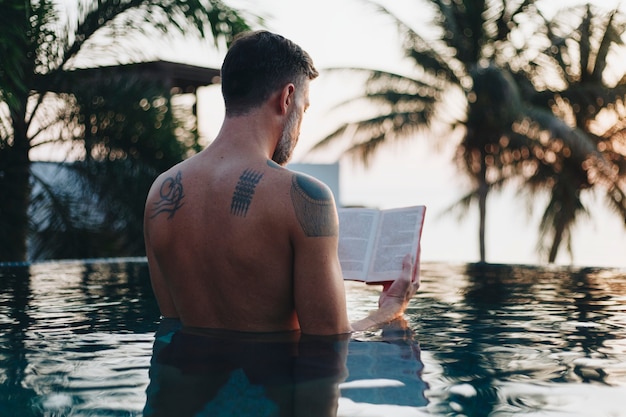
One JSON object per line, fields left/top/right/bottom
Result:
{"left": 143, "top": 30, "right": 419, "bottom": 336}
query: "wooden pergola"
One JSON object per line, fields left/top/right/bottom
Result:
{"left": 38, "top": 60, "right": 221, "bottom": 94}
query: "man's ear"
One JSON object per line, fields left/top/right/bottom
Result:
{"left": 277, "top": 83, "right": 296, "bottom": 115}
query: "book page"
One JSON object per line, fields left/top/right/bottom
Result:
{"left": 337, "top": 209, "right": 379, "bottom": 280}
{"left": 368, "top": 206, "right": 426, "bottom": 281}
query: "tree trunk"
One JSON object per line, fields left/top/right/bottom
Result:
{"left": 548, "top": 217, "right": 566, "bottom": 263}
{"left": 478, "top": 180, "right": 488, "bottom": 263}
{"left": 0, "top": 114, "right": 31, "bottom": 262}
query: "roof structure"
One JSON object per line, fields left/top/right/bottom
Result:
{"left": 34, "top": 60, "right": 221, "bottom": 94}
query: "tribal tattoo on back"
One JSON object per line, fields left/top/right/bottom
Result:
{"left": 150, "top": 171, "right": 185, "bottom": 219}
{"left": 231, "top": 169, "right": 264, "bottom": 217}
{"left": 290, "top": 174, "right": 338, "bottom": 237}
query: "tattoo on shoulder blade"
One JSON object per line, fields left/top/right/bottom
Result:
{"left": 150, "top": 171, "right": 185, "bottom": 219}
{"left": 231, "top": 169, "right": 264, "bottom": 217}
{"left": 290, "top": 174, "right": 338, "bottom": 237}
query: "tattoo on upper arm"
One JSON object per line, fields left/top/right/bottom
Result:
{"left": 290, "top": 174, "right": 338, "bottom": 237}
{"left": 150, "top": 171, "right": 185, "bottom": 219}
{"left": 231, "top": 169, "right": 264, "bottom": 217}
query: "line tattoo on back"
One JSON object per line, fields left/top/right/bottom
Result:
{"left": 151, "top": 171, "right": 185, "bottom": 219}
{"left": 231, "top": 169, "right": 264, "bottom": 217}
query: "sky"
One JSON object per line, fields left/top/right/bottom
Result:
{"left": 65, "top": 0, "right": 626, "bottom": 267}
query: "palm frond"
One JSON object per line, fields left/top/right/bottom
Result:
{"left": 591, "top": 8, "right": 623, "bottom": 81}
{"left": 578, "top": 5, "right": 593, "bottom": 83}
{"left": 523, "top": 106, "right": 598, "bottom": 157}
{"left": 59, "top": 0, "right": 254, "bottom": 70}
{"left": 536, "top": 178, "right": 587, "bottom": 262}
{"left": 0, "top": 1, "right": 30, "bottom": 110}
{"left": 345, "top": 132, "right": 387, "bottom": 167}
{"left": 439, "top": 178, "right": 510, "bottom": 222}
{"left": 312, "top": 67, "right": 442, "bottom": 160}
{"left": 311, "top": 124, "right": 353, "bottom": 151}
{"left": 365, "top": 0, "right": 462, "bottom": 85}
{"left": 605, "top": 185, "right": 626, "bottom": 222}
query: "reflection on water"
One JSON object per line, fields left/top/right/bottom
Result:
{"left": 0, "top": 259, "right": 625, "bottom": 416}
{"left": 410, "top": 263, "right": 626, "bottom": 417}
{"left": 0, "top": 259, "right": 158, "bottom": 416}
{"left": 144, "top": 320, "right": 350, "bottom": 417}
{"left": 143, "top": 318, "right": 425, "bottom": 417}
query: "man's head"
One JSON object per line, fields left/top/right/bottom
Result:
{"left": 220, "top": 30, "right": 319, "bottom": 117}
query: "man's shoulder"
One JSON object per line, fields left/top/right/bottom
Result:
{"left": 265, "top": 160, "right": 334, "bottom": 202}
{"left": 289, "top": 171, "right": 334, "bottom": 204}
{"left": 283, "top": 168, "right": 337, "bottom": 238}
{"left": 145, "top": 164, "right": 187, "bottom": 220}
{"left": 151, "top": 160, "right": 186, "bottom": 185}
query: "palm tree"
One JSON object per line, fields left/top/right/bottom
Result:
{"left": 520, "top": 4, "right": 626, "bottom": 262}
{"left": 28, "top": 75, "right": 190, "bottom": 260}
{"left": 314, "top": 0, "right": 557, "bottom": 262}
{"left": 313, "top": 0, "right": 626, "bottom": 264}
{"left": 0, "top": 0, "right": 254, "bottom": 262}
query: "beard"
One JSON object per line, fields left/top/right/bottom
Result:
{"left": 272, "top": 107, "right": 300, "bottom": 166}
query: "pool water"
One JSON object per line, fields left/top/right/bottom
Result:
{"left": 1, "top": 259, "right": 625, "bottom": 416}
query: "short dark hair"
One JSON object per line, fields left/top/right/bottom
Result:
{"left": 220, "top": 31, "right": 319, "bottom": 116}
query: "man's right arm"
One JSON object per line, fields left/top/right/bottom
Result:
{"left": 290, "top": 173, "right": 352, "bottom": 335}
{"left": 351, "top": 254, "right": 418, "bottom": 331}
{"left": 289, "top": 173, "right": 418, "bottom": 335}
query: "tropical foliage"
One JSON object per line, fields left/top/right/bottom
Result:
{"left": 521, "top": 4, "right": 626, "bottom": 262}
{"left": 314, "top": 0, "right": 626, "bottom": 263}
{"left": 0, "top": 0, "right": 254, "bottom": 262}
{"left": 28, "top": 76, "right": 190, "bottom": 260}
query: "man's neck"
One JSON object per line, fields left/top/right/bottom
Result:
{"left": 212, "top": 110, "right": 282, "bottom": 161}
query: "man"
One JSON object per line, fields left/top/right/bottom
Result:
{"left": 143, "top": 30, "right": 419, "bottom": 336}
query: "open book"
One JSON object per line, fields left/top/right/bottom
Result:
{"left": 338, "top": 205, "right": 426, "bottom": 283}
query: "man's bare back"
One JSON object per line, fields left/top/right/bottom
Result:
{"left": 144, "top": 31, "right": 419, "bottom": 336}
{"left": 144, "top": 148, "right": 349, "bottom": 332}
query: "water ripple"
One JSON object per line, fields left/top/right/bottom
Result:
{"left": 1, "top": 260, "right": 626, "bottom": 416}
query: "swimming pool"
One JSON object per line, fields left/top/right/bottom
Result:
{"left": 1, "top": 259, "right": 625, "bottom": 416}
